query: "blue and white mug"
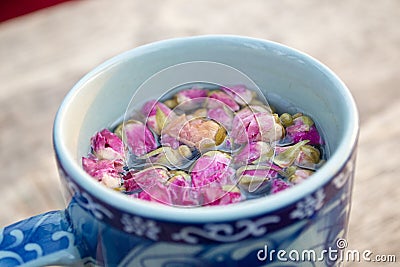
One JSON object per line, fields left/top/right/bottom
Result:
{"left": 0, "top": 36, "right": 359, "bottom": 267}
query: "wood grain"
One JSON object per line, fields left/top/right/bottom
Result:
{"left": 0, "top": 0, "right": 399, "bottom": 265}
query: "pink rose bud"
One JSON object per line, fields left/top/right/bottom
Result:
{"left": 167, "top": 171, "right": 199, "bottom": 206}
{"left": 207, "top": 106, "right": 234, "bottom": 130}
{"left": 233, "top": 141, "right": 273, "bottom": 165}
{"left": 138, "top": 145, "right": 192, "bottom": 169}
{"left": 295, "top": 145, "right": 321, "bottom": 168}
{"left": 202, "top": 185, "right": 242, "bottom": 206}
{"left": 231, "top": 107, "right": 284, "bottom": 144}
{"left": 137, "top": 182, "right": 173, "bottom": 205}
{"left": 160, "top": 134, "right": 180, "bottom": 149}
{"left": 164, "top": 116, "right": 227, "bottom": 149}
{"left": 271, "top": 178, "right": 292, "bottom": 194}
{"left": 191, "top": 151, "right": 235, "bottom": 188}
{"left": 273, "top": 140, "right": 309, "bottom": 168}
{"left": 141, "top": 99, "right": 172, "bottom": 117}
{"left": 123, "top": 120, "right": 157, "bottom": 157}
{"left": 82, "top": 157, "right": 123, "bottom": 189}
{"left": 221, "top": 85, "right": 254, "bottom": 106}
{"left": 289, "top": 168, "right": 314, "bottom": 184}
{"left": 208, "top": 91, "right": 240, "bottom": 111}
{"left": 123, "top": 166, "right": 169, "bottom": 192}
{"left": 286, "top": 115, "right": 323, "bottom": 145}
{"left": 175, "top": 87, "right": 208, "bottom": 104}
{"left": 90, "top": 129, "right": 125, "bottom": 160}
{"left": 141, "top": 100, "right": 173, "bottom": 135}
{"left": 236, "top": 164, "right": 280, "bottom": 190}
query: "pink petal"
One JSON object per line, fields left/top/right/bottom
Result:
{"left": 141, "top": 100, "right": 172, "bottom": 117}
{"left": 124, "top": 122, "right": 157, "bottom": 157}
{"left": 202, "top": 185, "right": 242, "bottom": 206}
{"left": 231, "top": 110, "right": 281, "bottom": 144}
{"left": 175, "top": 87, "right": 208, "bottom": 103}
{"left": 191, "top": 153, "right": 234, "bottom": 188}
{"left": 207, "top": 107, "right": 233, "bottom": 130}
{"left": 208, "top": 91, "right": 240, "bottom": 111}
{"left": 160, "top": 134, "right": 180, "bottom": 149}
{"left": 271, "top": 179, "right": 292, "bottom": 194}
{"left": 221, "top": 85, "right": 254, "bottom": 105}
{"left": 90, "top": 129, "right": 125, "bottom": 160}
{"left": 167, "top": 176, "right": 199, "bottom": 206}
{"left": 124, "top": 167, "right": 169, "bottom": 192}
{"left": 138, "top": 183, "right": 173, "bottom": 205}
{"left": 286, "top": 116, "right": 323, "bottom": 145}
{"left": 241, "top": 168, "right": 278, "bottom": 179}
{"left": 82, "top": 157, "right": 122, "bottom": 181}
{"left": 233, "top": 142, "right": 266, "bottom": 165}
{"left": 290, "top": 169, "right": 314, "bottom": 184}
{"left": 286, "top": 124, "right": 322, "bottom": 145}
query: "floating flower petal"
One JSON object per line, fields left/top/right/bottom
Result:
{"left": 208, "top": 91, "right": 240, "bottom": 111}
{"left": 233, "top": 141, "right": 273, "bottom": 166}
{"left": 221, "top": 85, "right": 254, "bottom": 106}
{"left": 91, "top": 129, "right": 125, "bottom": 160}
{"left": 123, "top": 120, "right": 157, "bottom": 157}
{"left": 271, "top": 178, "right": 292, "bottom": 194}
{"left": 191, "top": 151, "right": 234, "bottom": 188}
{"left": 286, "top": 115, "right": 322, "bottom": 145}
{"left": 231, "top": 107, "right": 284, "bottom": 144}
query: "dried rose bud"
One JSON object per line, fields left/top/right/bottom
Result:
{"left": 231, "top": 107, "right": 285, "bottom": 144}
{"left": 279, "top": 113, "right": 293, "bottom": 127}
{"left": 190, "top": 108, "right": 207, "bottom": 118}
{"left": 138, "top": 145, "right": 192, "bottom": 169}
{"left": 286, "top": 115, "right": 322, "bottom": 145}
{"left": 141, "top": 100, "right": 173, "bottom": 135}
{"left": 273, "top": 140, "right": 309, "bottom": 168}
{"left": 202, "top": 184, "right": 242, "bottom": 206}
{"left": 175, "top": 87, "right": 208, "bottom": 105}
{"left": 123, "top": 120, "right": 157, "bottom": 157}
{"left": 191, "top": 151, "right": 235, "bottom": 188}
{"left": 141, "top": 99, "right": 172, "bottom": 118}
{"left": 289, "top": 168, "right": 315, "bottom": 184}
{"left": 82, "top": 157, "right": 123, "bottom": 188}
{"left": 167, "top": 171, "right": 199, "bottom": 206}
{"left": 221, "top": 85, "right": 254, "bottom": 106}
{"left": 168, "top": 170, "right": 191, "bottom": 185}
{"left": 137, "top": 181, "right": 173, "bottom": 205}
{"left": 130, "top": 169, "right": 198, "bottom": 206}
{"left": 207, "top": 106, "right": 234, "bottom": 131}
{"left": 207, "top": 90, "right": 240, "bottom": 111}
{"left": 164, "top": 116, "right": 227, "bottom": 149}
{"left": 233, "top": 141, "right": 273, "bottom": 165}
{"left": 90, "top": 129, "right": 125, "bottom": 160}
{"left": 123, "top": 166, "right": 169, "bottom": 192}
{"left": 236, "top": 164, "right": 280, "bottom": 191}
{"left": 163, "top": 98, "right": 178, "bottom": 109}
{"left": 271, "top": 178, "right": 292, "bottom": 194}
{"left": 160, "top": 134, "right": 180, "bottom": 149}
{"left": 295, "top": 145, "right": 321, "bottom": 168}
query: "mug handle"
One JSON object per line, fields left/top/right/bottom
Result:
{"left": 0, "top": 210, "right": 82, "bottom": 266}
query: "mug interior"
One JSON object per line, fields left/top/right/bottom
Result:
{"left": 53, "top": 35, "right": 358, "bottom": 222}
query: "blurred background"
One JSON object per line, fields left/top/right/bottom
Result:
{"left": 0, "top": 0, "right": 399, "bottom": 265}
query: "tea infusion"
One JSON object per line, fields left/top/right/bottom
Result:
{"left": 82, "top": 85, "right": 326, "bottom": 207}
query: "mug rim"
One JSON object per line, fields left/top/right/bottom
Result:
{"left": 53, "top": 35, "right": 359, "bottom": 223}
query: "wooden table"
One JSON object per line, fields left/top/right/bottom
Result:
{"left": 1, "top": 1, "right": 399, "bottom": 265}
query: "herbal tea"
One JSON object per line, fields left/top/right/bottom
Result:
{"left": 82, "top": 85, "right": 326, "bottom": 207}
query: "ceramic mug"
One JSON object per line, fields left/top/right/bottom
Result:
{"left": 0, "top": 35, "right": 359, "bottom": 267}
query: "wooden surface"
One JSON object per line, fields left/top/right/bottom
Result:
{"left": 0, "top": 0, "right": 399, "bottom": 265}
